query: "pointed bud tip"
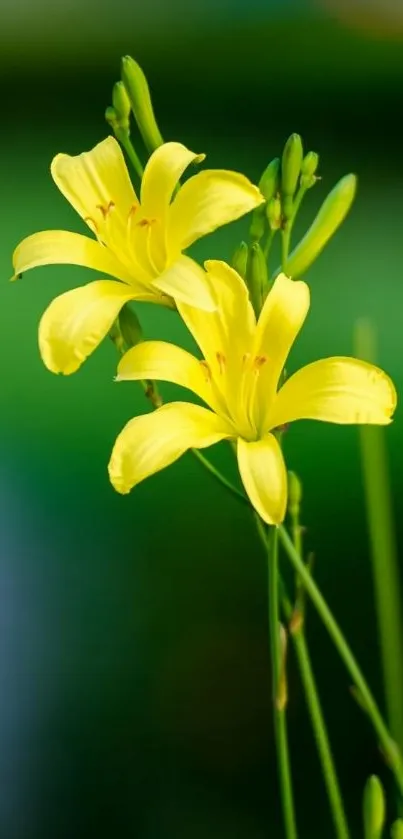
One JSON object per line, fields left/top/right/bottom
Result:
{"left": 112, "top": 80, "right": 131, "bottom": 126}
{"left": 121, "top": 53, "right": 163, "bottom": 152}
{"left": 288, "top": 471, "right": 302, "bottom": 508}
{"left": 231, "top": 241, "right": 249, "bottom": 279}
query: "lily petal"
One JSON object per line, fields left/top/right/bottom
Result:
{"left": 153, "top": 255, "right": 215, "bottom": 311}
{"left": 51, "top": 137, "right": 137, "bottom": 244}
{"left": 269, "top": 356, "right": 397, "bottom": 429}
{"left": 39, "top": 280, "right": 137, "bottom": 374}
{"left": 117, "top": 340, "right": 225, "bottom": 414}
{"left": 176, "top": 259, "right": 255, "bottom": 427}
{"left": 253, "top": 274, "right": 310, "bottom": 430}
{"left": 108, "top": 401, "right": 233, "bottom": 494}
{"left": 168, "top": 169, "right": 264, "bottom": 252}
{"left": 177, "top": 259, "right": 255, "bottom": 365}
{"left": 140, "top": 142, "right": 205, "bottom": 219}
{"left": 12, "top": 229, "right": 134, "bottom": 285}
{"left": 237, "top": 435, "right": 287, "bottom": 525}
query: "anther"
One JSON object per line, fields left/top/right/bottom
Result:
{"left": 137, "top": 217, "right": 157, "bottom": 228}
{"left": 96, "top": 201, "right": 115, "bottom": 219}
{"left": 128, "top": 204, "right": 139, "bottom": 220}
{"left": 199, "top": 361, "right": 212, "bottom": 382}
{"left": 216, "top": 352, "right": 226, "bottom": 374}
{"left": 253, "top": 354, "right": 267, "bottom": 372}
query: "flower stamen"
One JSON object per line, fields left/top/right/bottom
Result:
{"left": 216, "top": 352, "right": 226, "bottom": 374}
{"left": 199, "top": 360, "right": 212, "bottom": 382}
{"left": 96, "top": 201, "right": 115, "bottom": 219}
{"left": 253, "top": 355, "right": 267, "bottom": 374}
{"left": 137, "top": 217, "right": 157, "bottom": 228}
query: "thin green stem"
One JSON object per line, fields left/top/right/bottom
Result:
{"left": 291, "top": 185, "right": 308, "bottom": 220}
{"left": 281, "top": 226, "right": 291, "bottom": 271}
{"left": 115, "top": 127, "right": 144, "bottom": 178}
{"left": 268, "top": 526, "right": 298, "bottom": 839}
{"left": 354, "top": 319, "right": 403, "bottom": 755}
{"left": 255, "top": 519, "right": 350, "bottom": 839}
{"left": 190, "top": 448, "right": 249, "bottom": 507}
{"left": 278, "top": 525, "right": 403, "bottom": 795}
{"left": 263, "top": 230, "right": 275, "bottom": 260}
{"left": 291, "top": 631, "right": 350, "bottom": 839}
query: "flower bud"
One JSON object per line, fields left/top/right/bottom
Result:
{"left": 285, "top": 173, "right": 357, "bottom": 278}
{"left": 267, "top": 196, "right": 282, "bottom": 231}
{"left": 363, "top": 775, "right": 385, "bottom": 839}
{"left": 259, "top": 157, "right": 280, "bottom": 202}
{"left": 232, "top": 241, "right": 248, "bottom": 279}
{"left": 301, "top": 151, "right": 319, "bottom": 178}
{"left": 119, "top": 303, "right": 143, "bottom": 348}
{"left": 121, "top": 55, "right": 163, "bottom": 153}
{"left": 281, "top": 133, "right": 303, "bottom": 199}
{"left": 287, "top": 471, "right": 302, "bottom": 519}
{"left": 250, "top": 205, "right": 266, "bottom": 242}
{"left": 300, "top": 151, "right": 319, "bottom": 189}
{"left": 105, "top": 106, "right": 118, "bottom": 128}
{"left": 247, "top": 242, "right": 268, "bottom": 316}
{"left": 112, "top": 81, "right": 131, "bottom": 131}
{"left": 391, "top": 819, "right": 403, "bottom": 839}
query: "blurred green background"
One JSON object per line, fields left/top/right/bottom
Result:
{"left": 1, "top": 0, "right": 403, "bottom": 836}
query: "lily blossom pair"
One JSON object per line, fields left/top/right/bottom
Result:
{"left": 12, "top": 136, "right": 263, "bottom": 374}
{"left": 12, "top": 135, "right": 397, "bottom": 525}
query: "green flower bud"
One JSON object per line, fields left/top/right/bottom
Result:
{"left": 363, "top": 775, "right": 385, "bottom": 839}
{"left": 300, "top": 151, "right": 319, "bottom": 189}
{"left": 287, "top": 471, "right": 302, "bottom": 518}
{"left": 259, "top": 157, "right": 280, "bottom": 202}
{"left": 112, "top": 81, "right": 131, "bottom": 131}
{"left": 267, "top": 196, "right": 282, "bottom": 231}
{"left": 250, "top": 205, "right": 266, "bottom": 242}
{"left": 119, "top": 303, "right": 143, "bottom": 348}
{"left": 301, "top": 151, "right": 319, "bottom": 178}
{"left": 391, "top": 819, "right": 403, "bottom": 839}
{"left": 121, "top": 55, "right": 163, "bottom": 153}
{"left": 285, "top": 173, "right": 357, "bottom": 278}
{"left": 105, "top": 105, "right": 118, "bottom": 128}
{"left": 247, "top": 242, "right": 268, "bottom": 316}
{"left": 232, "top": 241, "right": 248, "bottom": 279}
{"left": 281, "top": 133, "right": 303, "bottom": 199}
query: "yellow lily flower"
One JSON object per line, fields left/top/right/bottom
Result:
{"left": 12, "top": 138, "right": 263, "bottom": 374}
{"left": 108, "top": 263, "right": 396, "bottom": 524}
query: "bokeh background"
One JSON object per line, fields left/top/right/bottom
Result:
{"left": 1, "top": 0, "right": 403, "bottom": 836}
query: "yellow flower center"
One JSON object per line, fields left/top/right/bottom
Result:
{"left": 198, "top": 350, "right": 269, "bottom": 440}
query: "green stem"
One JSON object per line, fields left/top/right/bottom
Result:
{"left": 291, "top": 185, "right": 308, "bottom": 220}
{"left": 281, "top": 226, "right": 291, "bottom": 271}
{"left": 354, "top": 320, "right": 403, "bottom": 755}
{"left": 263, "top": 230, "right": 275, "bottom": 261}
{"left": 115, "top": 127, "right": 144, "bottom": 178}
{"left": 278, "top": 525, "right": 403, "bottom": 795}
{"left": 291, "top": 631, "right": 350, "bottom": 839}
{"left": 255, "top": 519, "right": 350, "bottom": 839}
{"left": 191, "top": 449, "right": 248, "bottom": 506}
{"left": 268, "top": 526, "right": 298, "bottom": 839}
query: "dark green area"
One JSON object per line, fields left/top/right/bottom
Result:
{"left": 1, "top": 4, "right": 403, "bottom": 837}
